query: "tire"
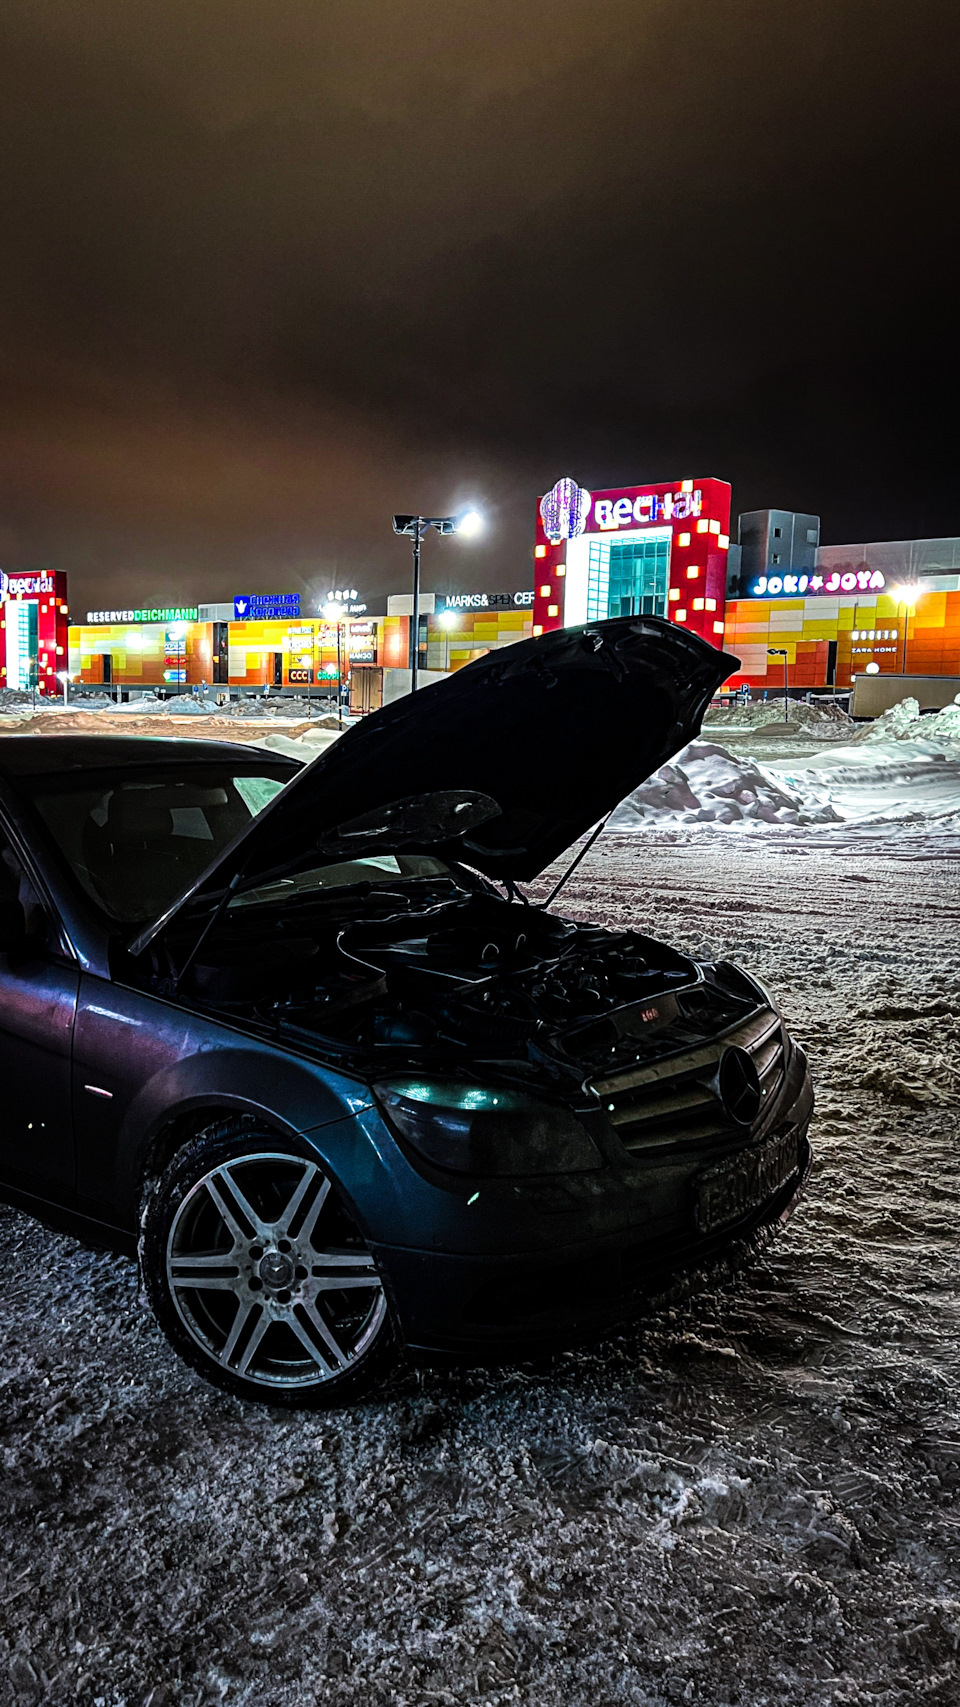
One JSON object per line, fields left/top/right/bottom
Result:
{"left": 140, "top": 1118, "right": 397, "bottom": 1406}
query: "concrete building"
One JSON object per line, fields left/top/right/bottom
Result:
{"left": 733, "top": 508, "right": 821, "bottom": 593}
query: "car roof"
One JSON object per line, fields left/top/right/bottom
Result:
{"left": 0, "top": 734, "right": 300, "bottom": 778}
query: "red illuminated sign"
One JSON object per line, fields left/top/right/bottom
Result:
{"left": 0, "top": 567, "right": 70, "bottom": 694}
{"left": 532, "top": 476, "right": 732, "bottom": 650}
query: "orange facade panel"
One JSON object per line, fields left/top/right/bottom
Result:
{"left": 724, "top": 590, "right": 960, "bottom": 689}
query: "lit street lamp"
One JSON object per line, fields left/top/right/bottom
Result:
{"left": 767, "top": 647, "right": 789, "bottom": 722}
{"left": 323, "top": 601, "right": 345, "bottom": 726}
{"left": 437, "top": 605, "right": 459, "bottom": 673}
{"left": 892, "top": 582, "right": 920, "bottom": 674}
{"left": 392, "top": 510, "right": 483, "bottom": 692}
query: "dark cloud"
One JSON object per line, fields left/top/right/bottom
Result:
{"left": 1, "top": 1, "right": 958, "bottom": 613}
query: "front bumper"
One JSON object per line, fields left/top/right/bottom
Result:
{"left": 371, "top": 1114, "right": 812, "bottom": 1360}
{"left": 301, "top": 995, "right": 814, "bottom": 1362}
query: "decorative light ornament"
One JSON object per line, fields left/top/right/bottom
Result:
{"left": 539, "top": 477, "right": 592, "bottom": 544}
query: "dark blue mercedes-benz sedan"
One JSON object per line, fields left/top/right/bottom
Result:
{"left": 0, "top": 618, "right": 812, "bottom": 1405}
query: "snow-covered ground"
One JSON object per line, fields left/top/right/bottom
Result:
{"left": 2, "top": 819, "right": 959, "bottom": 1706}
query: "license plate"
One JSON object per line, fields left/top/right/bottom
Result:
{"left": 695, "top": 1130, "right": 800, "bottom": 1235}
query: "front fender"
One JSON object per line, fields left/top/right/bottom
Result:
{"left": 74, "top": 974, "right": 374, "bottom": 1227}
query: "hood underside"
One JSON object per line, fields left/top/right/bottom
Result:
{"left": 132, "top": 616, "right": 737, "bottom": 953}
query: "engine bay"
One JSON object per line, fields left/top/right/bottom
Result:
{"left": 147, "top": 870, "right": 760, "bottom": 1090}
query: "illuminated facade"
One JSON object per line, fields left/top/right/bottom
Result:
{"left": 724, "top": 534, "right": 960, "bottom": 689}
{"left": 723, "top": 588, "right": 960, "bottom": 689}
{"left": 532, "top": 475, "right": 733, "bottom": 647}
{"left": 0, "top": 570, "right": 71, "bottom": 694}
{"left": 69, "top": 617, "right": 380, "bottom": 690}
{"left": 381, "top": 597, "right": 534, "bottom": 675}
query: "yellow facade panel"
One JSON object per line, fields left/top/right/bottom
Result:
{"left": 916, "top": 593, "right": 946, "bottom": 626}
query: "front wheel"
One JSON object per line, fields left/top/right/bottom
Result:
{"left": 140, "top": 1122, "right": 396, "bottom": 1406}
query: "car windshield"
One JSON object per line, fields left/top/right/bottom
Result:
{"left": 26, "top": 764, "right": 294, "bottom": 923}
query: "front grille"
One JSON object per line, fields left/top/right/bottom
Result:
{"left": 593, "top": 1005, "right": 785, "bottom": 1154}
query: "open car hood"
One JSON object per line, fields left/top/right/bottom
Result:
{"left": 130, "top": 616, "right": 737, "bottom": 954}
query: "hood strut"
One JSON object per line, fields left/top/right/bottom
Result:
{"left": 168, "top": 870, "right": 243, "bottom": 990}
{"left": 540, "top": 813, "right": 611, "bottom": 910}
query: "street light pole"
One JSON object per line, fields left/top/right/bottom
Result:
{"left": 392, "top": 510, "right": 482, "bottom": 696}
{"left": 892, "top": 584, "right": 918, "bottom": 675}
{"left": 411, "top": 525, "right": 422, "bottom": 693}
{"left": 323, "top": 601, "right": 346, "bottom": 726}
{"left": 767, "top": 648, "right": 789, "bottom": 722}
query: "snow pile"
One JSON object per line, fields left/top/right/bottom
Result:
{"left": 0, "top": 689, "right": 42, "bottom": 713}
{"left": 100, "top": 694, "right": 209, "bottom": 714}
{"left": 198, "top": 694, "right": 340, "bottom": 720}
{"left": 95, "top": 692, "right": 340, "bottom": 719}
{"left": 612, "top": 730, "right": 960, "bottom": 832}
{"left": 850, "top": 694, "right": 960, "bottom": 750}
{"left": 0, "top": 688, "right": 341, "bottom": 722}
{"left": 0, "top": 709, "right": 349, "bottom": 754}
{"left": 706, "top": 698, "right": 853, "bottom": 734}
{"left": 251, "top": 725, "right": 343, "bottom": 761}
{"left": 612, "top": 741, "right": 842, "bottom": 828}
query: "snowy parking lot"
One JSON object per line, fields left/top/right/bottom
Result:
{"left": 2, "top": 711, "right": 960, "bottom": 1706}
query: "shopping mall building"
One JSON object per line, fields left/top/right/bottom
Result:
{"left": 532, "top": 478, "right": 960, "bottom": 691}
{"left": 3, "top": 479, "right": 959, "bottom": 699}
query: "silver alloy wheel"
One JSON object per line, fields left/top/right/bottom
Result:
{"left": 165, "top": 1151, "right": 386, "bottom": 1390}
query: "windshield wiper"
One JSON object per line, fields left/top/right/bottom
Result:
{"left": 236, "top": 875, "right": 457, "bottom": 909}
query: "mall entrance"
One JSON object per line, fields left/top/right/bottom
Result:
{"left": 586, "top": 534, "right": 671, "bottom": 618}
{"left": 565, "top": 526, "right": 673, "bottom": 626}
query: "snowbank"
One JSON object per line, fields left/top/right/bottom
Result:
{"left": 849, "top": 694, "right": 960, "bottom": 751}
{"left": 0, "top": 687, "right": 342, "bottom": 722}
{"left": 705, "top": 698, "right": 853, "bottom": 734}
{"left": 96, "top": 692, "right": 341, "bottom": 720}
{"left": 0, "top": 707, "right": 347, "bottom": 751}
{"left": 249, "top": 726, "right": 343, "bottom": 761}
{"left": 612, "top": 735, "right": 960, "bottom": 831}
{"left": 611, "top": 741, "right": 842, "bottom": 828}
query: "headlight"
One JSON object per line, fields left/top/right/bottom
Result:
{"left": 373, "top": 1078, "right": 602, "bottom": 1176}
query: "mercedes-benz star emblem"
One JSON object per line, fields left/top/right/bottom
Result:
{"left": 716, "top": 1046, "right": 763, "bottom": 1125}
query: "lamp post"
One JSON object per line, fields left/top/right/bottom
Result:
{"left": 892, "top": 583, "right": 919, "bottom": 675}
{"left": 437, "top": 605, "right": 459, "bottom": 674}
{"left": 323, "top": 602, "right": 345, "bottom": 726}
{"left": 767, "top": 647, "right": 789, "bottom": 721}
{"left": 57, "top": 670, "right": 71, "bottom": 708}
{"left": 392, "top": 510, "right": 482, "bottom": 693}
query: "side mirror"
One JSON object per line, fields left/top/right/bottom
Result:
{"left": 0, "top": 896, "right": 26, "bottom": 953}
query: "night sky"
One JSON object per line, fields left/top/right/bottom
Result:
{"left": 1, "top": 1, "right": 958, "bottom": 617}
